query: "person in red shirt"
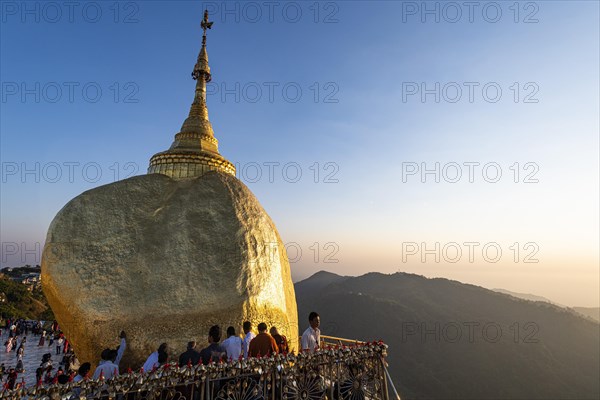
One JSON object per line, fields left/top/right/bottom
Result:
{"left": 270, "top": 326, "right": 289, "bottom": 354}
{"left": 248, "top": 323, "right": 278, "bottom": 357}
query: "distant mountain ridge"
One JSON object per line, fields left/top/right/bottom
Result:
{"left": 295, "top": 270, "right": 348, "bottom": 296}
{"left": 573, "top": 307, "right": 600, "bottom": 323}
{"left": 493, "top": 288, "right": 599, "bottom": 322}
{"left": 295, "top": 271, "right": 600, "bottom": 400}
{"left": 492, "top": 288, "right": 563, "bottom": 306}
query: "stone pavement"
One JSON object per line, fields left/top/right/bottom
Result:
{"left": 0, "top": 328, "right": 66, "bottom": 387}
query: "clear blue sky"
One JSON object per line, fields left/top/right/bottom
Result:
{"left": 1, "top": 1, "right": 598, "bottom": 306}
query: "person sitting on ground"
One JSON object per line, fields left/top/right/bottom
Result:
{"left": 221, "top": 326, "right": 243, "bottom": 360}
{"left": 40, "top": 353, "right": 53, "bottom": 370}
{"left": 199, "top": 325, "right": 226, "bottom": 365}
{"left": 178, "top": 341, "right": 201, "bottom": 367}
{"left": 68, "top": 352, "right": 80, "bottom": 373}
{"left": 143, "top": 342, "right": 168, "bottom": 371}
{"left": 248, "top": 323, "right": 278, "bottom": 357}
{"left": 270, "top": 326, "right": 289, "bottom": 354}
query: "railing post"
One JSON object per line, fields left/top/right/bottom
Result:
{"left": 205, "top": 377, "right": 210, "bottom": 400}
{"left": 329, "top": 359, "right": 334, "bottom": 400}
{"left": 383, "top": 364, "right": 401, "bottom": 400}
{"left": 199, "top": 378, "right": 205, "bottom": 400}
{"left": 380, "top": 357, "right": 389, "bottom": 400}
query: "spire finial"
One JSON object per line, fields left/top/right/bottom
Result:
{"left": 192, "top": 10, "right": 213, "bottom": 83}
{"left": 201, "top": 9, "right": 213, "bottom": 47}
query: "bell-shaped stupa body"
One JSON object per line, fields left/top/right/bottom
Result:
{"left": 41, "top": 11, "right": 298, "bottom": 368}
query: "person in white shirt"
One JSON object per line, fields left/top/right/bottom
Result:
{"left": 56, "top": 337, "right": 64, "bottom": 354}
{"left": 221, "top": 326, "right": 243, "bottom": 360}
{"left": 143, "top": 342, "right": 168, "bottom": 371}
{"left": 92, "top": 331, "right": 127, "bottom": 380}
{"left": 92, "top": 349, "right": 120, "bottom": 380}
{"left": 301, "top": 312, "right": 321, "bottom": 353}
{"left": 242, "top": 321, "right": 255, "bottom": 358}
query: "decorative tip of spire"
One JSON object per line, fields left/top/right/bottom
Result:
{"left": 201, "top": 9, "right": 214, "bottom": 38}
{"left": 192, "top": 9, "right": 213, "bottom": 82}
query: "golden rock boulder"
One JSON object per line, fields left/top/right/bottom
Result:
{"left": 41, "top": 171, "right": 299, "bottom": 368}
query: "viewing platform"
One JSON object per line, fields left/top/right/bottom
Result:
{"left": 0, "top": 337, "right": 400, "bottom": 400}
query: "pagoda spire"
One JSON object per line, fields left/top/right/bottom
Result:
{"left": 148, "top": 10, "right": 235, "bottom": 179}
{"left": 179, "top": 9, "right": 215, "bottom": 140}
{"left": 186, "top": 10, "right": 213, "bottom": 125}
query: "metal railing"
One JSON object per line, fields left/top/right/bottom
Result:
{"left": 320, "top": 336, "right": 401, "bottom": 400}
{"left": 1, "top": 342, "right": 392, "bottom": 400}
{"left": 303, "top": 335, "right": 401, "bottom": 400}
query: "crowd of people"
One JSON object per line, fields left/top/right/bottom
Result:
{"left": 0, "top": 318, "right": 79, "bottom": 389}
{"left": 95, "top": 312, "right": 321, "bottom": 381}
{"left": 0, "top": 312, "right": 322, "bottom": 388}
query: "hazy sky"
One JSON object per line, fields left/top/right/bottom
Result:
{"left": 1, "top": 1, "right": 598, "bottom": 306}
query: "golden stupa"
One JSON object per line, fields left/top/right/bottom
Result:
{"left": 148, "top": 11, "right": 235, "bottom": 179}
{"left": 41, "top": 11, "right": 299, "bottom": 369}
